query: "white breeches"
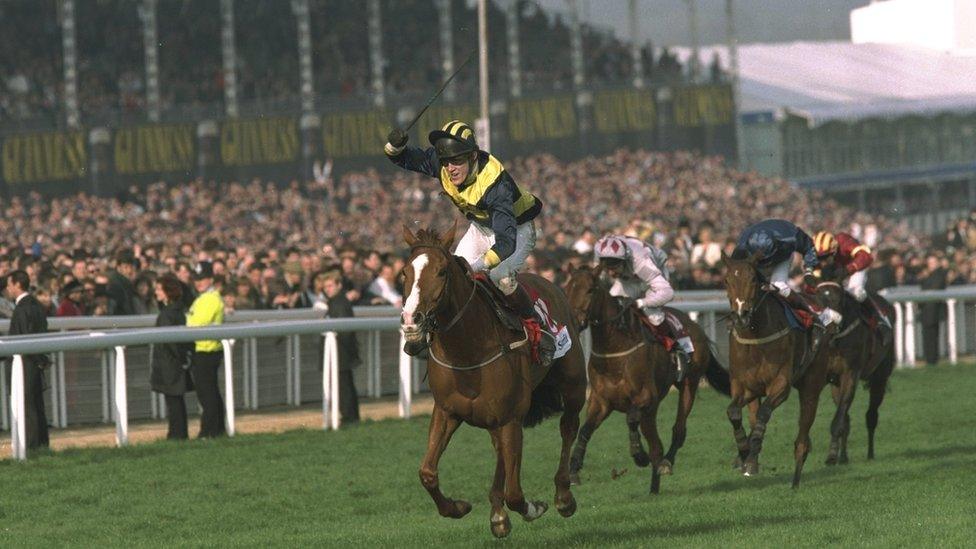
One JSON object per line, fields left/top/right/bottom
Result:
{"left": 608, "top": 278, "right": 666, "bottom": 325}
{"left": 454, "top": 221, "right": 536, "bottom": 295}
{"left": 845, "top": 270, "right": 867, "bottom": 301}
{"left": 762, "top": 259, "right": 793, "bottom": 297}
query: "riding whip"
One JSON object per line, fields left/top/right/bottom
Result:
{"left": 403, "top": 49, "right": 476, "bottom": 133}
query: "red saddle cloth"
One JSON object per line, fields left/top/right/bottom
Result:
{"left": 771, "top": 293, "right": 816, "bottom": 330}
{"left": 634, "top": 308, "right": 680, "bottom": 352}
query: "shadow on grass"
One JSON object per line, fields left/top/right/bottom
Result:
{"left": 516, "top": 512, "right": 829, "bottom": 547}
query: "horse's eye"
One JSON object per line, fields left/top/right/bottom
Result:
{"left": 438, "top": 268, "right": 447, "bottom": 277}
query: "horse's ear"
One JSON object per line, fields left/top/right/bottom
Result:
{"left": 720, "top": 251, "right": 730, "bottom": 266}
{"left": 748, "top": 251, "right": 763, "bottom": 266}
{"left": 403, "top": 224, "right": 417, "bottom": 247}
{"left": 593, "top": 263, "right": 604, "bottom": 278}
{"left": 440, "top": 218, "right": 458, "bottom": 250}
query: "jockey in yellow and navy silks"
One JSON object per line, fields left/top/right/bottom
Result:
{"left": 385, "top": 120, "right": 555, "bottom": 366}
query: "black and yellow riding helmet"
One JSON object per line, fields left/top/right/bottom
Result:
{"left": 428, "top": 120, "right": 478, "bottom": 161}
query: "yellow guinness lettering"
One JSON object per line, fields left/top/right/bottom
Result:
{"left": 594, "top": 90, "right": 656, "bottom": 133}
{"left": 322, "top": 111, "right": 391, "bottom": 158}
{"left": 674, "top": 85, "right": 734, "bottom": 127}
{"left": 220, "top": 118, "right": 298, "bottom": 166}
{"left": 115, "top": 125, "right": 194, "bottom": 175}
{"left": 2, "top": 131, "right": 86, "bottom": 184}
{"left": 508, "top": 97, "right": 576, "bottom": 142}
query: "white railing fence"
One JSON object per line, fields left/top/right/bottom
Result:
{"left": 2, "top": 287, "right": 974, "bottom": 460}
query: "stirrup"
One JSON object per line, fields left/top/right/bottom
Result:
{"left": 537, "top": 332, "right": 556, "bottom": 367}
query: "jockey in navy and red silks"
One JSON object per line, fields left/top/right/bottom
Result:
{"left": 594, "top": 234, "right": 693, "bottom": 380}
{"left": 733, "top": 219, "right": 842, "bottom": 327}
{"left": 813, "top": 231, "right": 891, "bottom": 329}
{"left": 385, "top": 120, "right": 554, "bottom": 366}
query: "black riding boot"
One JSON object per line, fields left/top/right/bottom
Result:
{"left": 783, "top": 291, "right": 825, "bottom": 350}
{"left": 505, "top": 286, "right": 556, "bottom": 367}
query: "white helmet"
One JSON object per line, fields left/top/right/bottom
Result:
{"left": 594, "top": 235, "right": 629, "bottom": 263}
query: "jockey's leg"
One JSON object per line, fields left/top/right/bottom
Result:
{"left": 772, "top": 260, "right": 841, "bottom": 327}
{"left": 846, "top": 271, "right": 891, "bottom": 330}
{"left": 454, "top": 222, "right": 493, "bottom": 269}
{"left": 492, "top": 223, "right": 554, "bottom": 367}
{"left": 645, "top": 307, "right": 690, "bottom": 382}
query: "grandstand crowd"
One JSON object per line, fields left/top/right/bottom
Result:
{"left": 0, "top": 0, "right": 712, "bottom": 127}
{"left": 0, "top": 148, "right": 973, "bottom": 318}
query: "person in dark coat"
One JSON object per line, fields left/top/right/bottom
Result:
{"left": 322, "top": 270, "right": 361, "bottom": 423}
{"left": 919, "top": 254, "right": 948, "bottom": 365}
{"left": 5, "top": 270, "right": 50, "bottom": 449}
{"left": 150, "top": 273, "right": 194, "bottom": 439}
{"left": 107, "top": 251, "right": 139, "bottom": 315}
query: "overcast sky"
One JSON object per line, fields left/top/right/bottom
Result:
{"left": 531, "top": 0, "right": 869, "bottom": 46}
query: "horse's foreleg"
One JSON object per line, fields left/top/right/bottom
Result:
{"left": 826, "top": 369, "right": 856, "bottom": 466}
{"left": 638, "top": 402, "right": 666, "bottom": 494}
{"left": 743, "top": 383, "right": 789, "bottom": 477}
{"left": 726, "top": 389, "right": 751, "bottom": 470}
{"left": 419, "top": 406, "right": 470, "bottom": 519}
{"left": 627, "top": 405, "right": 650, "bottom": 468}
{"left": 569, "top": 393, "right": 610, "bottom": 484}
{"left": 488, "top": 429, "right": 511, "bottom": 538}
{"left": 501, "top": 421, "right": 548, "bottom": 522}
{"left": 792, "top": 377, "right": 823, "bottom": 489}
{"left": 664, "top": 377, "right": 699, "bottom": 472}
{"left": 555, "top": 378, "right": 584, "bottom": 517}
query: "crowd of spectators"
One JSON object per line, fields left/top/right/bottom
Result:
{"left": 0, "top": 0, "right": 705, "bottom": 127}
{"left": 0, "top": 148, "right": 972, "bottom": 320}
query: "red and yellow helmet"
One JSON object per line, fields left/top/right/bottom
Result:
{"left": 814, "top": 231, "right": 838, "bottom": 257}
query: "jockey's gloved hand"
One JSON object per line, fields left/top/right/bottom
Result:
{"left": 387, "top": 128, "right": 408, "bottom": 148}
{"left": 469, "top": 258, "right": 487, "bottom": 272}
{"left": 635, "top": 298, "right": 647, "bottom": 309}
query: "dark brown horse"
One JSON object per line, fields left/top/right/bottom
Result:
{"left": 722, "top": 252, "right": 830, "bottom": 488}
{"left": 401, "top": 222, "right": 587, "bottom": 538}
{"left": 813, "top": 271, "right": 896, "bottom": 464}
{"left": 563, "top": 265, "right": 731, "bottom": 494}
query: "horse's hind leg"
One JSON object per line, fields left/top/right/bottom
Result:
{"left": 419, "top": 406, "right": 471, "bottom": 519}
{"left": 488, "top": 429, "right": 511, "bottom": 538}
{"left": 866, "top": 354, "right": 893, "bottom": 460}
{"left": 501, "top": 421, "right": 548, "bottom": 522}
{"left": 664, "top": 376, "right": 700, "bottom": 473}
{"left": 826, "top": 369, "right": 856, "bottom": 466}
{"left": 627, "top": 406, "right": 651, "bottom": 468}
{"left": 638, "top": 401, "right": 666, "bottom": 494}
{"left": 569, "top": 392, "right": 610, "bottom": 485}
{"left": 792, "top": 377, "right": 824, "bottom": 488}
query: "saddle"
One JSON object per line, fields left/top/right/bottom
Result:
{"left": 632, "top": 307, "right": 689, "bottom": 353}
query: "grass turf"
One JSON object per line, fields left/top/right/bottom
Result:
{"left": 1, "top": 363, "right": 974, "bottom": 547}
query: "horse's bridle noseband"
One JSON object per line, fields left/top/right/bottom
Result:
{"left": 404, "top": 245, "right": 477, "bottom": 336}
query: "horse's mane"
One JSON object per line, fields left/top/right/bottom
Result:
{"left": 413, "top": 228, "right": 445, "bottom": 249}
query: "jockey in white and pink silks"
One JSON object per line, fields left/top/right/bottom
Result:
{"left": 594, "top": 234, "right": 693, "bottom": 380}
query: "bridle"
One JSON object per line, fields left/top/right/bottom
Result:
{"left": 404, "top": 245, "right": 477, "bottom": 335}
{"left": 727, "top": 267, "right": 771, "bottom": 330}
{"left": 572, "top": 270, "right": 632, "bottom": 331}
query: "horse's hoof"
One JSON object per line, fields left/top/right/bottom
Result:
{"left": 632, "top": 451, "right": 651, "bottom": 468}
{"left": 838, "top": 454, "right": 849, "bottom": 465}
{"left": 656, "top": 460, "right": 673, "bottom": 476}
{"left": 490, "top": 513, "right": 511, "bottom": 538}
{"left": 556, "top": 496, "right": 577, "bottom": 518}
{"left": 446, "top": 499, "right": 472, "bottom": 519}
{"left": 520, "top": 500, "right": 548, "bottom": 522}
{"left": 825, "top": 455, "right": 838, "bottom": 466}
{"left": 732, "top": 455, "right": 744, "bottom": 470}
{"left": 569, "top": 472, "right": 581, "bottom": 486}
{"left": 742, "top": 462, "right": 759, "bottom": 477}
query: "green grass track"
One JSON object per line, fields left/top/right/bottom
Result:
{"left": 2, "top": 363, "right": 974, "bottom": 547}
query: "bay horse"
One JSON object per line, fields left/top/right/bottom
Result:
{"left": 721, "top": 252, "right": 830, "bottom": 488}
{"left": 401, "top": 222, "right": 587, "bottom": 539}
{"left": 813, "top": 268, "right": 896, "bottom": 464}
{"left": 563, "top": 265, "right": 731, "bottom": 494}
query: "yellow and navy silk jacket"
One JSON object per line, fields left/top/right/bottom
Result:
{"left": 387, "top": 146, "right": 542, "bottom": 265}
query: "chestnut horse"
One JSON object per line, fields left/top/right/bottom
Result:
{"left": 401, "top": 223, "right": 587, "bottom": 538}
{"left": 813, "top": 270, "right": 896, "bottom": 464}
{"left": 563, "top": 265, "right": 731, "bottom": 494}
{"left": 722, "top": 252, "right": 829, "bottom": 488}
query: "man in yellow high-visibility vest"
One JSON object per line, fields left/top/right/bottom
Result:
{"left": 187, "top": 261, "right": 225, "bottom": 438}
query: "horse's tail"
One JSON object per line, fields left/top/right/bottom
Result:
{"left": 523, "top": 381, "right": 563, "bottom": 428}
{"left": 704, "top": 343, "right": 732, "bottom": 396}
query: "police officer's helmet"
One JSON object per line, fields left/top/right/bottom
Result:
{"left": 429, "top": 120, "right": 478, "bottom": 161}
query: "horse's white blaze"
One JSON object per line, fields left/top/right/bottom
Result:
{"left": 735, "top": 298, "right": 745, "bottom": 315}
{"left": 401, "top": 254, "right": 428, "bottom": 326}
